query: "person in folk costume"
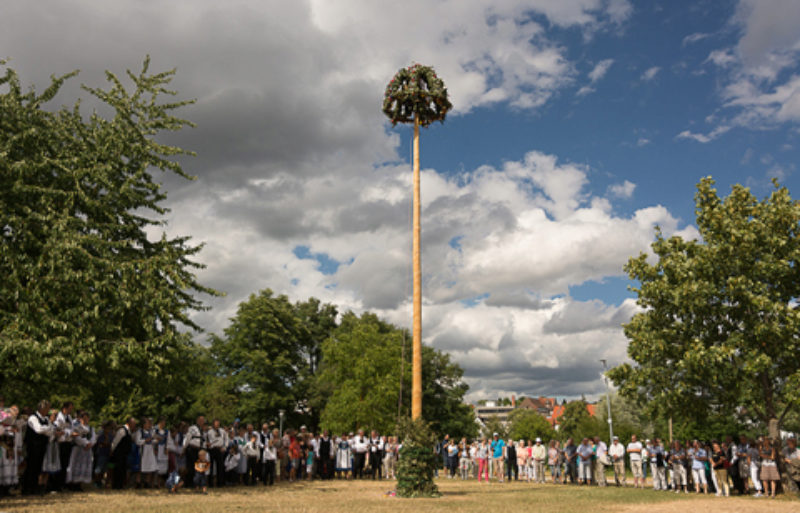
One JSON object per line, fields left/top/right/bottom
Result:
{"left": 110, "top": 417, "right": 137, "bottom": 490}
{"left": 258, "top": 422, "right": 275, "bottom": 484}
{"left": 53, "top": 401, "right": 77, "bottom": 492}
{"left": 42, "top": 409, "right": 63, "bottom": 491}
{"left": 262, "top": 433, "right": 278, "bottom": 486}
{"left": 233, "top": 426, "right": 248, "bottom": 484}
{"left": 168, "top": 422, "right": 186, "bottom": 476}
{"left": 93, "top": 421, "right": 114, "bottom": 489}
{"left": 22, "top": 401, "right": 55, "bottom": 495}
{"left": 206, "top": 418, "right": 227, "bottom": 487}
{"left": 0, "top": 416, "right": 23, "bottom": 497}
{"left": 350, "top": 429, "right": 368, "bottom": 479}
{"left": 153, "top": 417, "right": 170, "bottom": 481}
{"left": 134, "top": 417, "right": 158, "bottom": 488}
{"left": 335, "top": 433, "right": 352, "bottom": 479}
{"left": 244, "top": 432, "right": 262, "bottom": 485}
{"left": 224, "top": 444, "right": 241, "bottom": 485}
{"left": 183, "top": 415, "right": 206, "bottom": 488}
{"left": 65, "top": 411, "right": 96, "bottom": 486}
{"left": 367, "top": 430, "right": 383, "bottom": 480}
{"left": 315, "top": 429, "right": 332, "bottom": 480}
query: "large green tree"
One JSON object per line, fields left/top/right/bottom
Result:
{"left": 209, "top": 290, "right": 332, "bottom": 426}
{"left": 318, "top": 312, "right": 403, "bottom": 434}
{"left": 558, "top": 400, "right": 602, "bottom": 441}
{"left": 318, "top": 311, "right": 475, "bottom": 436}
{"left": 507, "top": 408, "right": 555, "bottom": 442}
{"left": 610, "top": 177, "right": 800, "bottom": 449}
{"left": 0, "top": 58, "right": 216, "bottom": 417}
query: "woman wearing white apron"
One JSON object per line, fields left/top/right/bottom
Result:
{"left": 43, "top": 410, "right": 62, "bottom": 491}
{"left": 153, "top": 417, "right": 170, "bottom": 479}
{"left": 135, "top": 418, "right": 158, "bottom": 487}
{"left": 234, "top": 428, "right": 248, "bottom": 484}
{"left": 0, "top": 421, "right": 22, "bottom": 495}
{"left": 66, "top": 412, "right": 96, "bottom": 485}
{"left": 335, "top": 434, "right": 352, "bottom": 479}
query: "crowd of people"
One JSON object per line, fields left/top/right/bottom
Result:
{"left": 1, "top": 396, "right": 799, "bottom": 500}
{"left": 0, "top": 398, "right": 405, "bottom": 497}
{"left": 435, "top": 432, "right": 800, "bottom": 499}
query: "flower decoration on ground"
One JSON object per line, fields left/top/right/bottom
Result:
{"left": 382, "top": 64, "right": 452, "bottom": 127}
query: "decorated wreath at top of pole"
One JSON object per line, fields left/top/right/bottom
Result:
{"left": 382, "top": 64, "right": 452, "bottom": 127}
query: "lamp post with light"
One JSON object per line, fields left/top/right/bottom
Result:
{"left": 600, "top": 359, "right": 614, "bottom": 442}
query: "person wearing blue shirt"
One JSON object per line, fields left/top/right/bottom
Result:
{"left": 690, "top": 440, "right": 708, "bottom": 494}
{"left": 490, "top": 433, "right": 505, "bottom": 483}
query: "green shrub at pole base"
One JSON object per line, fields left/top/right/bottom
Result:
{"left": 394, "top": 417, "right": 440, "bottom": 498}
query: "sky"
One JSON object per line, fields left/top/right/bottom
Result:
{"left": 4, "top": 0, "right": 800, "bottom": 402}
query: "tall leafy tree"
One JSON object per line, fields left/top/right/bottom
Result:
{"left": 294, "top": 297, "right": 338, "bottom": 429}
{"left": 507, "top": 408, "right": 555, "bottom": 442}
{"left": 558, "top": 400, "right": 602, "bottom": 441}
{"left": 0, "top": 58, "right": 217, "bottom": 416}
{"left": 610, "top": 178, "right": 800, "bottom": 481}
{"left": 318, "top": 312, "right": 402, "bottom": 434}
{"left": 209, "top": 289, "right": 308, "bottom": 425}
{"left": 318, "top": 311, "right": 475, "bottom": 436}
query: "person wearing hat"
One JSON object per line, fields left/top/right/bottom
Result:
{"left": 531, "top": 438, "right": 546, "bottom": 483}
{"left": 608, "top": 436, "right": 625, "bottom": 486}
{"left": 490, "top": 433, "right": 505, "bottom": 483}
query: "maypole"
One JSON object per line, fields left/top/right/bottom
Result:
{"left": 383, "top": 64, "right": 451, "bottom": 420}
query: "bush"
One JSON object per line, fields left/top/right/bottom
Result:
{"left": 395, "top": 417, "right": 440, "bottom": 498}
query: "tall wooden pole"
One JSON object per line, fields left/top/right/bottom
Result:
{"left": 412, "top": 114, "right": 422, "bottom": 420}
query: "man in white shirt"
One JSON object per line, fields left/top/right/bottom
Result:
{"left": 608, "top": 436, "right": 626, "bottom": 486}
{"left": 531, "top": 438, "right": 546, "bottom": 483}
{"left": 262, "top": 433, "right": 278, "bottom": 485}
{"left": 593, "top": 436, "right": 608, "bottom": 486}
{"left": 369, "top": 430, "right": 383, "bottom": 480}
{"left": 184, "top": 416, "right": 206, "bottom": 486}
{"left": 317, "top": 430, "right": 334, "bottom": 480}
{"left": 110, "top": 417, "right": 137, "bottom": 490}
{"left": 351, "top": 430, "right": 369, "bottom": 479}
{"left": 55, "top": 401, "right": 78, "bottom": 491}
{"left": 627, "top": 434, "right": 644, "bottom": 488}
{"left": 206, "top": 419, "right": 227, "bottom": 487}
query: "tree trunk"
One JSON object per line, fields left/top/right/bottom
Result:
{"left": 411, "top": 114, "right": 422, "bottom": 421}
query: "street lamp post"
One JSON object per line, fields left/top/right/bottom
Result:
{"left": 600, "top": 359, "right": 614, "bottom": 442}
{"left": 279, "top": 409, "right": 285, "bottom": 438}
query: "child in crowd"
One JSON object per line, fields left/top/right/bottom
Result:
{"left": 306, "top": 440, "right": 315, "bottom": 480}
{"left": 166, "top": 469, "right": 182, "bottom": 493}
{"left": 193, "top": 449, "right": 210, "bottom": 494}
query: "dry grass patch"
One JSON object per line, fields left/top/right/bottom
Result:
{"left": 0, "top": 479, "right": 796, "bottom": 513}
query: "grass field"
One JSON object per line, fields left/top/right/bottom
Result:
{"left": 0, "top": 478, "right": 796, "bottom": 513}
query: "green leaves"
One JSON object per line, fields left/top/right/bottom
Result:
{"left": 611, "top": 176, "right": 800, "bottom": 430}
{"left": 0, "top": 58, "right": 218, "bottom": 416}
{"left": 208, "top": 290, "right": 338, "bottom": 427}
{"left": 317, "top": 311, "right": 475, "bottom": 437}
{"left": 382, "top": 64, "right": 452, "bottom": 127}
{"left": 507, "top": 408, "right": 555, "bottom": 442}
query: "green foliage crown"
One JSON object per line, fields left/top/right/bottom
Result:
{"left": 382, "top": 64, "right": 452, "bottom": 127}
